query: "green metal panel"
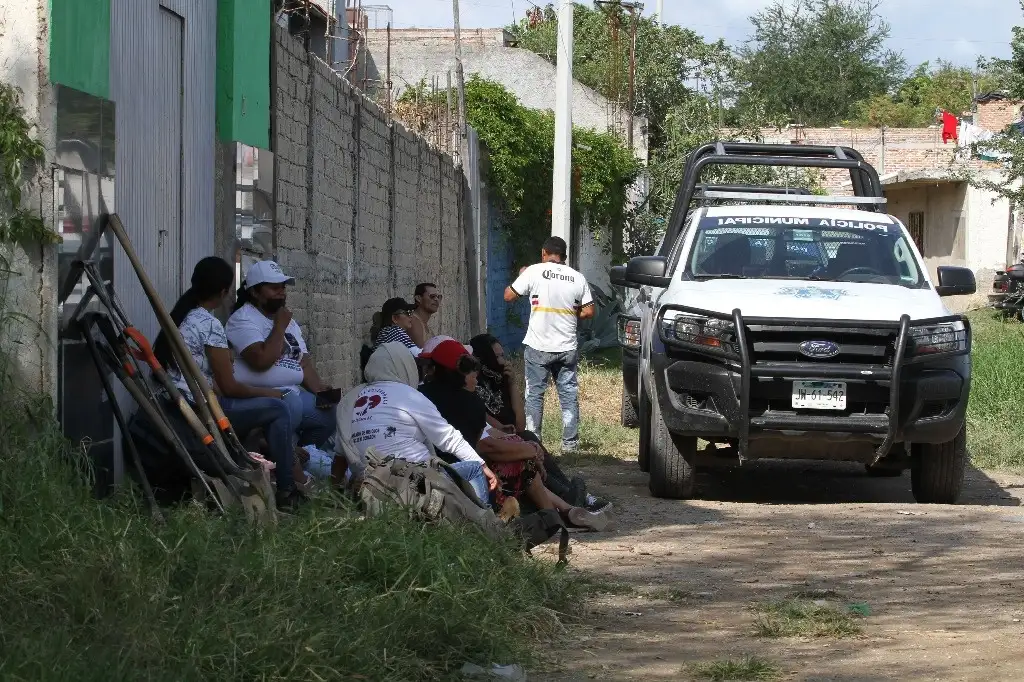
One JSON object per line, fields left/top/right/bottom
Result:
{"left": 217, "top": 0, "right": 270, "bottom": 148}
{"left": 49, "top": 0, "right": 111, "bottom": 99}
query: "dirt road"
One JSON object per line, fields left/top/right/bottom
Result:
{"left": 536, "top": 458, "right": 1024, "bottom": 681}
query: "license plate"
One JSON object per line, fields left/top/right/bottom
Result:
{"left": 792, "top": 380, "right": 847, "bottom": 410}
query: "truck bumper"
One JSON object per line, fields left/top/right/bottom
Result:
{"left": 649, "top": 306, "right": 972, "bottom": 460}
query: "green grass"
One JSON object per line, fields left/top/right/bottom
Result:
{"left": 752, "top": 598, "right": 862, "bottom": 638}
{"left": 0, "top": 395, "right": 582, "bottom": 681}
{"left": 966, "top": 310, "right": 1024, "bottom": 470}
{"left": 688, "top": 656, "right": 782, "bottom": 681}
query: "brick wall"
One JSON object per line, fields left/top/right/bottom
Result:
{"left": 271, "top": 26, "right": 472, "bottom": 389}
{"left": 976, "top": 98, "right": 1022, "bottom": 133}
{"left": 754, "top": 126, "right": 1000, "bottom": 193}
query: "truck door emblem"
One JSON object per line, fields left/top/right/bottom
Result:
{"left": 799, "top": 340, "right": 840, "bottom": 358}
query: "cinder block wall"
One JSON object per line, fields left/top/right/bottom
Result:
{"left": 271, "top": 26, "right": 472, "bottom": 389}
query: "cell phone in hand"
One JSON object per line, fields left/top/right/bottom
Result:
{"left": 315, "top": 387, "right": 342, "bottom": 409}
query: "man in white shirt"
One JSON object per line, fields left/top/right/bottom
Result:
{"left": 226, "top": 260, "right": 336, "bottom": 449}
{"left": 504, "top": 236, "right": 595, "bottom": 452}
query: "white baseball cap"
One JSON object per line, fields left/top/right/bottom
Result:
{"left": 244, "top": 260, "right": 295, "bottom": 287}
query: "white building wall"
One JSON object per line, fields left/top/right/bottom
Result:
{"left": 967, "top": 179, "right": 1014, "bottom": 275}
{"left": 0, "top": 1, "right": 59, "bottom": 398}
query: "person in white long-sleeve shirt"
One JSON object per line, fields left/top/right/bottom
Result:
{"left": 336, "top": 342, "right": 498, "bottom": 505}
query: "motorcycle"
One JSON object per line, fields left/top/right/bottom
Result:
{"left": 990, "top": 261, "right": 1024, "bottom": 319}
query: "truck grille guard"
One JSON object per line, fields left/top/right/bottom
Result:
{"left": 655, "top": 304, "right": 971, "bottom": 462}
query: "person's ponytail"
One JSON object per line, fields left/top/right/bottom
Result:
{"left": 153, "top": 287, "right": 201, "bottom": 369}
{"left": 232, "top": 283, "right": 253, "bottom": 312}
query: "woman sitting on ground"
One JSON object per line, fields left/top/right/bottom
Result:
{"left": 373, "top": 298, "right": 422, "bottom": 356}
{"left": 469, "top": 334, "right": 609, "bottom": 513}
{"left": 152, "top": 256, "right": 304, "bottom": 509}
{"left": 419, "top": 340, "right": 609, "bottom": 530}
{"left": 336, "top": 342, "right": 498, "bottom": 506}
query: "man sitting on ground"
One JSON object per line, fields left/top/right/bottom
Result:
{"left": 410, "top": 283, "right": 441, "bottom": 345}
{"left": 225, "top": 260, "right": 337, "bottom": 449}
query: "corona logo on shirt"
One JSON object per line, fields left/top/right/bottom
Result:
{"left": 541, "top": 269, "right": 575, "bottom": 282}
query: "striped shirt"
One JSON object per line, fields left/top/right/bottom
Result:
{"left": 374, "top": 325, "right": 422, "bottom": 356}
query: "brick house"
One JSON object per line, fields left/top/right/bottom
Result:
{"left": 757, "top": 94, "right": 1023, "bottom": 310}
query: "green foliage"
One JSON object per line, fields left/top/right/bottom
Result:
{"left": 965, "top": 310, "right": 1024, "bottom": 471}
{"left": 0, "top": 387, "right": 584, "bottom": 680}
{"left": 400, "top": 77, "right": 639, "bottom": 267}
{"left": 508, "top": 3, "right": 738, "bottom": 151}
{"left": 852, "top": 60, "right": 1007, "bottom": 127}
{"left": 737, "top": 0, "right": 906, "bottom": 126}
{"left": 0, "top": 83, "right": 59, "bottom": 245}
{"left": 964, "top": 3, "right": 1024, "bottom": 206}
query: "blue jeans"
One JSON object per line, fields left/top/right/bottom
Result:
{"left": 523, "top": 346, "right": 580, "bottom": 447}
{"left": 220, "top": 396, "right": 297, "bottom": 492}
{"left": 282, "top": 387, "right": 338, "bottom": 449}
{"left": 448, "top": 460, "right": 490, "bottom": 508}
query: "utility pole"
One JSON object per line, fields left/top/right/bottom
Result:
{"left": 656, "top": 0, "right": 664, "bottom": 24}
{"left": 551, "top": 0, "right": 574, "bottom": 246}
{"left": 452, "top": 0, "right": 468, "bottom": 157}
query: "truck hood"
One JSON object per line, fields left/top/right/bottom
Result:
{"left": 660, "top": 279, "right": 949, "bottom": 322}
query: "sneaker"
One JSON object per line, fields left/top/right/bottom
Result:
{"left": 566, "top": 506, "right": 613, "bottom": 532}
{"left": 586, "top": 497, "right": 613, "bottom": 514}
{"left": 561, "top": 439, "right": 580, "bottom": 454}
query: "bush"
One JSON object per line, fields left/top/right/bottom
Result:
{"left": 0, "top": 396, "right": 581, "bottom": 681}
{"left": 966, "top": 310, "right": 1024, "bottom": 470}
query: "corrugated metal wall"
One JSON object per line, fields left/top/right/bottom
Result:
{"left": 110, "top": 0, "right": 215, "bottom": 342}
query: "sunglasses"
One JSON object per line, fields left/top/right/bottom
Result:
{"left": 426, "top": 293, "right": 443, "bottom": 301}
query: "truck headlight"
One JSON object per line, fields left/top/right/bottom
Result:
{"left": 661, "top": 313, "right": 737, "bottom": 353}
{"left": 907, "top": 320, "right": 968, "bottom": 356}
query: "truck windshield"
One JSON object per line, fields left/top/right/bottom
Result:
{"left": 686, "top": 215, "right": 926, "bottom": 288}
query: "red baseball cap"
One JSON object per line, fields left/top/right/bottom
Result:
{"left": 421, "top": 339, "right": 470, "bottom": 370}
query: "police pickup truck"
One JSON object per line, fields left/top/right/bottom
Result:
{"left": 611, "top": 143, "right": 975, "bottom": 504}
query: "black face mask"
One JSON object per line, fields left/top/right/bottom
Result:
{"left": 262, "top": 298, "right": 286, "bottom": 314}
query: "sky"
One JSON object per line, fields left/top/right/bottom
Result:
{"left": 368, "top": 0, "right": 1019, "bottom": 69}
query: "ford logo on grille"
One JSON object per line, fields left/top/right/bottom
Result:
{"left": 799, "top": 340, "right": 840, "bottom": 359}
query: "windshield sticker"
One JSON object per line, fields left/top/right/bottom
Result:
{"left": 716, "top": 217, "right": 810, "bottom": 226}
{"left": 776, "top": 286, "right": 850, "bottom": 301}
{"left": 792, "top": 229, "right": 814, "bottom": 241}
{"left": 711, "top": 217, "right": 890, "bottom": 232}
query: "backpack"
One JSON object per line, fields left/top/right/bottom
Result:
{"left": 359, "top": 449, "right": 569, "bottom": 564}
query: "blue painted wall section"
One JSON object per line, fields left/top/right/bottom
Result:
{"left": 485, "top": 200, "right": 528, "bottom": 351}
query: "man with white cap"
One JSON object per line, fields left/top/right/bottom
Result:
{"left": 226, "top": 260, "right": 336, "bottom": 449}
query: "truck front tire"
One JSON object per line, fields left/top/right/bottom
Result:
{"left": 910, "top": 424, "right": 967, "bottom": 504}
{"left": 648, "top": 391, "right": 696, "bottom": 499}
{"left": 621, "top": 385, "right": 639, "bottom": 428}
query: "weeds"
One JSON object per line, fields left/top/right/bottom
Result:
{"left": 752, "top": 598, "right": 861, "bottom": 638}
{"left": 966, "top": 310, "right": 1024, "bottom": 470}
{"left": 0, "top": 392, "right": 583, "bottom": 681}
{"left": 688, "top": 656, "right": 782, "bottom": 681}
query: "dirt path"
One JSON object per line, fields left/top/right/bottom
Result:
{"left": 535, "top": 459, "right": 1024, "bottom": 681}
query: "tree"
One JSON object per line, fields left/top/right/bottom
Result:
{"left": 738, "top": 0, "right": 905, "bottom": 126}
{"left": 852, "top": 60, "right": 1007, "bottom": 127}
{"left": 508, "top": 3, "right": 738, "bottom": 153}
{"left": 968, "top": 2, "right": 1024, "bottom": 206}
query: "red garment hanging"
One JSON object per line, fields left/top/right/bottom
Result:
{"left": 941, "top": 110, "right": 958, "bottom": 144}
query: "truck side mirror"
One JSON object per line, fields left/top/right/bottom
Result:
{"left": 935, "top": 266, "right": 976, "bottom": 297}
{"left": 626, "top": 256, "right": 671, "bottom": 288}
{"left": 610, "top": 265, "right": 631, "bottom": 288}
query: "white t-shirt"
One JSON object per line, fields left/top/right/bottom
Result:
{"left": 511, "top": 262, "right": 593, "bottom": 353}
{"left": 225, "top": 303, "right": 307, "bottom": 389}
{"left": 347, "top": 380, "right": 483, "bottom": 464}
{"left": 171, "top": 307, "right": 227, "bottom": 399}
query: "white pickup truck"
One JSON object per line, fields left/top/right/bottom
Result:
{"left": 611, "top": 143, "right": 975, "bottom": 504}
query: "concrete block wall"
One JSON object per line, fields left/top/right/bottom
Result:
{"left": 272, "top": 26, "right": 472, "bottom": 389}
